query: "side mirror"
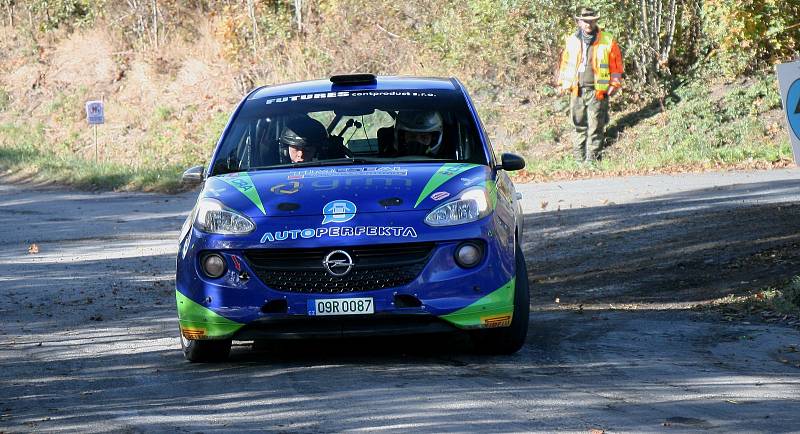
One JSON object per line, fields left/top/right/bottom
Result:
{"left": 182, "top": 165, "right": 205, "bottom": 185}
{"left": 498, "top": 153, "right": 526, "bottom": 171}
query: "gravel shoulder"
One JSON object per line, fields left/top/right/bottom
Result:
{"left": 1, "top": 170, "right": 799, "bottom": 433}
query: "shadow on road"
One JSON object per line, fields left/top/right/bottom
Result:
{"left": 3, "top": 306, "right": 798, "bottom": 432}
{"left": 523, "top": 178, "right": 800, "bottom": 307}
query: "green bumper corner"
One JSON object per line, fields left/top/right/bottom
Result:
{"left": 440, "top": 278, "right": 515, "bottom": 329}
{"left": 176, "top": 291, "right": 244, "bottom": 339}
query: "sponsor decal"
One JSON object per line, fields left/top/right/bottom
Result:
{"left": 461, "top": 175, "right": 483, "bottom": 185}
{"left": 180, "top": 327, "right": 206, "bottom": 339}
{"left": 265, "top": 91, "right": 437, "bottom": 105}
{"left": 288, "top": 166, "right": 408, "bottom": 180}
{"left": 431, "top": 191, "right": 450, "bottom": 201}
{"left": 231, "top": 255, "right": 242, "bottom": 272}
{"left": 441, "top": 163, "right": 477, "bottom": 177}
{"left": 414, "top": 163, "right": 479, "bottom": 208}
{"left": 309, "top": 178, "right": 413, "bottom": 191}
{"left": 349, "top": 91, "right": 436, "bottom": 97}
{"left": 204, "top": 185, "right": 226, "bottom": 197}
{"left": 180, "top": 235, "right": 191, "bottom": 259}
{"left": 322, "top": 200, "right": 357, "bottom": 224}
{"left": 270, "top": 181, "right": 300, "bottom": 195}
{"left": 260, "top": 226, "right": 418, "bottom": 243}
{"left": 482, "top": 314, "right": 512, "bottom": 328}
{"left": 218, "top": 173, "right": 266, "bottom": 215}
{"left": 266, "top": 91, "right": 350, "bottom": 105}
{"left": 226, "top": 261, "right": 250, "bottom": 287}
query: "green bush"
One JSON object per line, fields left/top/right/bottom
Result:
{"left": 702, "top": 0, "right": 800, "bottom": 77}
{"left": 29, "top": 0, "right": 98, "bottom": 31}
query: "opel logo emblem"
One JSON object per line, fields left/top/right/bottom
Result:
{"left": 322, "top": 250, "right": 354, "bottom": 277}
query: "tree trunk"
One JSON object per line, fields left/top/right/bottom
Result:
{"left": 152, "top": 0, "right": 158, "bottom": 50}
{"left": 247, "top": 0, "right": 258, "bottom": 57}
{"left": 660, "top": 0, "right": 678, "bottom": 72}
{"left": 295, "top": 0, "right": 302, "bottom": 31}
{"left": 634, "top": 0, "right": 681, "bottom": 84}
{"left": 5, "top": 0, "right": 13, "bottom": 28}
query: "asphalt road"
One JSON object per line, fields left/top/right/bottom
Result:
{"left": 2, "top": 169, "right": 800, "bottom": 433}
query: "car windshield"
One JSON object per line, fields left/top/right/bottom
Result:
{"left": 210, "top": 88, "right": 488, "bottom": 176}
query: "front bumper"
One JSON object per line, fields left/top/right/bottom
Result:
{"left": 176, "top": 228, "right": 516, "bottom": 341}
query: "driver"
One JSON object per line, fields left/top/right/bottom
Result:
{"left": 280, "top": 116, "right": 328, "bottom": 163}
{"left": 394, "top": 110, "right": 444, "bottom": 157}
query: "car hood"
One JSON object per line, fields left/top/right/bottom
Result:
{"left": 200, "top": 163, "right": 492, "bottom": 219}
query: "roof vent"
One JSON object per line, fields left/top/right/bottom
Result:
{"left": 330, "top": 74, "right": 377, "bottom": 85}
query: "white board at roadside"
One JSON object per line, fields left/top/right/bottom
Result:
{"left": 776, "top": 61, "right": 800, "bottom": 166}
{"left": 85, "top": 100, "right": 104, "bottom": 125}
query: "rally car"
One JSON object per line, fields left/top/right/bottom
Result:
{"left": 176, "top": 74, "right": 529, "bottom": 362}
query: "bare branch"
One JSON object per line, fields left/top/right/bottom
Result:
{"left": 376, "top": 23, "right": 403, "bottom": 40}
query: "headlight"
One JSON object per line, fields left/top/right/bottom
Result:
{"left": 424, "top": 187, "right": 492, "bottom": 226}
{"left": 194, "top": 198, "right": 256, "bottom": 234}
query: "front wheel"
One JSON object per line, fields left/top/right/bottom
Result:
{"left": 180, "top": 331, "right": 231, "bottom": 363}
{"left": 471, "top": 245, "right": 530, "bottom": 354}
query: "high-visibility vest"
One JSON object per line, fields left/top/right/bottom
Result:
{"left": 558, "top": 31, "right": 623, "bottom": 97}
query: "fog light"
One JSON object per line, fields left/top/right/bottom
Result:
{"left": 455, "top": 242, "right": 483, "bottom": 268}
{"left": 201, "top": 253, "right": 226, "bottom": 278}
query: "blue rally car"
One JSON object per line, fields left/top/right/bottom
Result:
{"left": 177, "top": 74, "right": 529, "bottom": 362}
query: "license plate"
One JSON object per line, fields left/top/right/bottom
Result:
{"left": 308, "top": 297, "right": 374, "bottom": 316}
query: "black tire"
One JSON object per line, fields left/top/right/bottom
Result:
{"left": 471, "top": 245, "right": 530, "bottom": 355}
{"left": 180, "top": 332, "right": 232, "bottom": 363}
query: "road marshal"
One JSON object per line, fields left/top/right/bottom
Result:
{"left": 777, "top": 61, "right": 800, "bottom": 166}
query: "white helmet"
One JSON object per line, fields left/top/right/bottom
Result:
{"left": 395, "top": 111, "right": 444, "bottom": 155}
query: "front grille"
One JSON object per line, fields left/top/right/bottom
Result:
{"left": 244, "top": 243, "right": 435, "bottom": 294}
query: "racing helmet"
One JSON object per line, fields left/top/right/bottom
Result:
{"left": 279, "top": 116, "right": 328, "bottom": 162}
{"left": 395, "top": 111, "right": 444, "bottom": 155}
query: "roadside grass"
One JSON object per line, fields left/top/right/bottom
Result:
{"left": 699, "top": 276, "right": 800, "bottom": 324}
{"left": 0, "top": 123, "right": 185, "bottom": 192}
{"left": 509, "top": 73, "right": 793, "bottom": 181}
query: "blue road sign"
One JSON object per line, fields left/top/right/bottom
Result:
{"left": 85, "top": 100, "right": 104, "bottom": 125}
{"left": 777, "top": 62, "right": 800, "bottom": 166}
{"left": 788, "top": 79, "right": 800, "bottom": 140}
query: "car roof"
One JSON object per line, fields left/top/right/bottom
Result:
{"left": 248, "top": 76, "right": 459, "bottom": 101}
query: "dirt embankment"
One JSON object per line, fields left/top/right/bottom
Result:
{"left": 0, "top": 23, "right": 240, "bottom": 164}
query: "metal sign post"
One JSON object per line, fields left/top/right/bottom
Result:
{"left": 85, "top": 99, "right": 105, "bottom": 163}
{"left": 776, "top": 61, "right": 800, "bottom": 166}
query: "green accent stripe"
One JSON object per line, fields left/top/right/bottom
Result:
{"left": 176, "top": 291, "right": 244, "bottom": 339}
{"left": 440, "top": 278, "right": 515, "bottom": 329}
{"left": 220, "top": 173, "right": 266, "bottom": 215}
{"left": 483, "top": 180, "right": 498, "bottom": 210}
{"left": 414, "top": 163, "right": 479, "bottom": 208}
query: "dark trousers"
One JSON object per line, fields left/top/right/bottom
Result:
{"left": 571, "top": 87, "right": 609, "bottom": 162}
